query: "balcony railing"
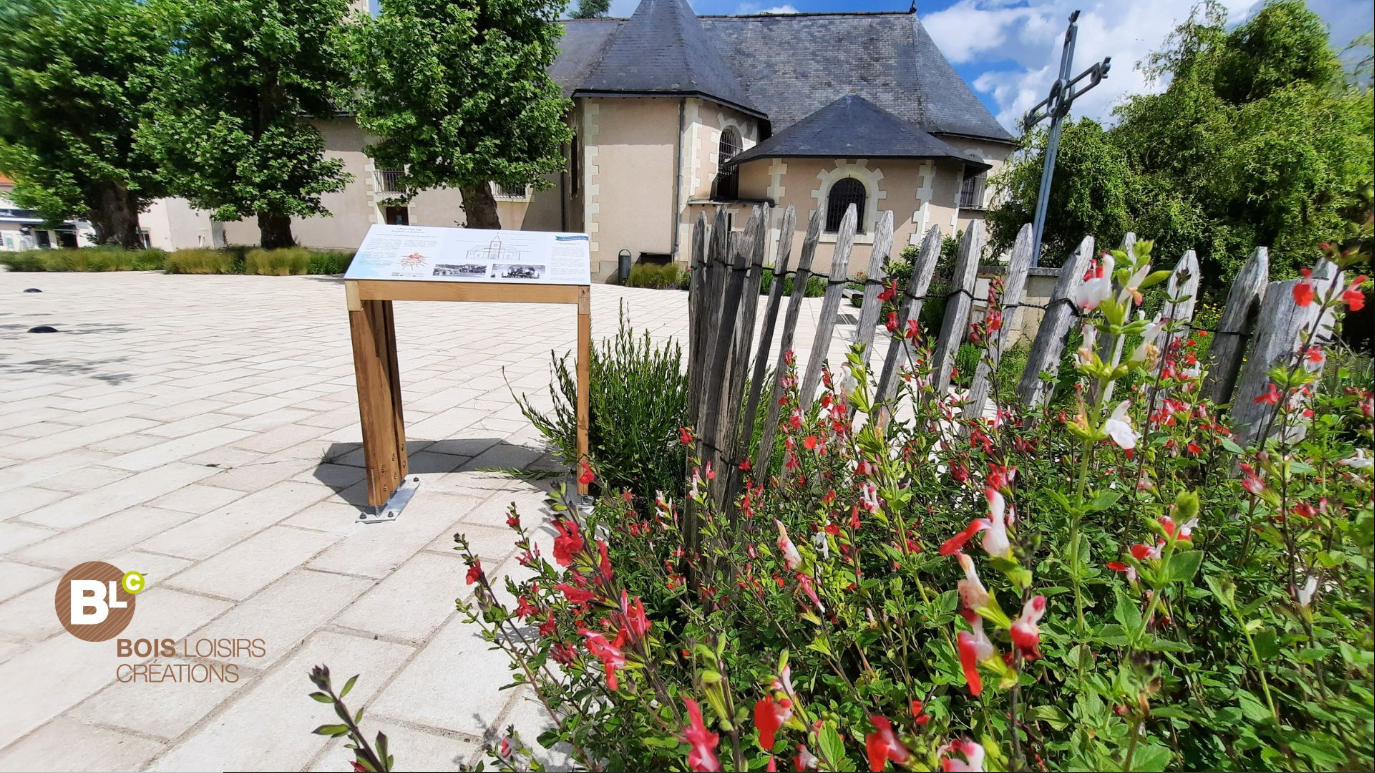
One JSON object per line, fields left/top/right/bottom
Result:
{"left": 491, "top": 182, "right": 531, "bottom": 201}
{"left": 374, "top": 168, "right": 405, "bottom": 194}
{"left": 959, "top": 173, "right": 987, "bottom": 210}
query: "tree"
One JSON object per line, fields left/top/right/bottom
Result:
{"left": 0, "top": 0, "right": 172, "bottom": 247}
{"left": 988, "top": 0, "right": 1373, "bottom": 290}
{"left": 348, "top": 0, "right": 573, "bottom": 229}
{"left": 570, "top": 0, "right": 611, "bottom": 19}
{"left": 140, "top": 0, "right": 353, "bottom": 248}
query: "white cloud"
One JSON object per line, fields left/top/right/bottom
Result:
{"left": 736, "top": 2, "right": 799, "bottom": 12}
{"left": 923, "top": 0, "right": 1264, "bottom": 131}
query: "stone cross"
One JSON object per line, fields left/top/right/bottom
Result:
{"left": 1022, "top": 10, "right": 1111, "bottom": 266}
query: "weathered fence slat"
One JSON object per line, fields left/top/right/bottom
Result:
{"left": 754, "top": 209, "right": 821, "bottom": 474}
{"left": 1095, "top": 232, "right": 1136, "bottom": 404}
{"left": 875, "top": 225, "right": 942, "bottom": 407}
{"left": 686, "top": 212, "right": 709, "bottom": 426}
{"left": 1162, "top": 249, "right": 1200, "bottom": 329}
{"left": 1203, "top": 247, "right": 1268, "bottom": 405}
{"left": 720, "top": 206, "right": 769, "bottom": 507}
{"left": 930, "top": 220, "right": 984, "bottom": 393}
{"left": 1016, "top": 235, "right": 1093, "bottom": 413}
{"left": 798, "top": 204, "right": 858, "bottom": 412}
{"left": 740, "top": 205, "right": 796, "bottom": 466}
{"left": 1231, "top": 260, "right": 1341, "bottom": 446}
{"left": 852, "top": 210, "right": 895, "bottom": 372}
{"left": 698, "top": 209, "right": 759, "bottom": 482}
{"left": 964, "top": 223, "right": 1034, "bottom": 424}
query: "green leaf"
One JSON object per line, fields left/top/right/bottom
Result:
{"left": 1113, "top": 588, "right": 1143, "bottom": 632}
{"left": 817, "top": 722, "right": 845, "bottom": 767}
{"left": 313, "top": 723, "right": 350, "bottom": 737}
{"left": 340, "top": 674, "right": 358, "bottom": 699}
{"left": 1236, "top": 691, "right": 1272, "bottom": 723}
{"left": 1165, "top": 550, "right": 1203, "bottom": 583}
{"left": 309, "top": 692, "right": 333, "bottom": 704}
{"left": 1131, "top": 743, "right": 1174, "bottom": 772}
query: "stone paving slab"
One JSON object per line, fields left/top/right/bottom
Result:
{"left": 0, "top": 270, "right": 885, "bottom": 771}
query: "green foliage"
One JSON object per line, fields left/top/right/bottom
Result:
{"left": 759, "top": 268, "right": 827, "bottom": 298}
{"left": 139, "top": 0, "right": 353, "bottom": 246}
{"left": 163, "top": 248, "right": 242, "bottom": 274}
{"left": 514, "top": 306, "right": 688, "bottom": 502}
{"left": 346, "top": 0, "right": 572, "bottom": 226}
{"left": 625, "top": 262, "right": 682, "bottom": 289}
{"left": 0, "top": 246, "right": 165, "bottom": 272}
{"left": 244, "top": 247, "right": 353, "bottom": 275}
{"left": 988, "top": 0, "right": 1374, "bottom": 290}
{"left": 0, "top": 0, "right": 172, "bottom": 245}
{"left": 569, "top": 0, "right": 610, "bottom": 19}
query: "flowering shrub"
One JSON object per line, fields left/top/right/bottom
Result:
{"left": 314, "top": 231, "right": 1373, "bottom": 772}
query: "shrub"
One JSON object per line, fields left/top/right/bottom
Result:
{"left": 513, "top": 305, "right": 688, "bottom": 502}
{"left": 243, "top": 247, "right": 354, "bottom": 275}
{"left": 164, "top": 248, "right": 241, "bottom": 274}
{"left": 0, "top": 246, "right": 165, "bottom": 271}
{"left": 626, "top": 262, "right": 682, "bottom": 289}
{"left": 317, "top": 231, "right": 1375, "bottom": 772}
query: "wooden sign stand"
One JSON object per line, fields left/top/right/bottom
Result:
{"left": 345, "top": 278, "right": 591, "bottom": 519}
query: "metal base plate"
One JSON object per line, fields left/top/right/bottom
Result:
{"left": 359, "top": 475, "right": 421, "bottom": 524}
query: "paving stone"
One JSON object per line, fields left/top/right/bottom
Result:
{"left": 104, "top": 427, "right": 254, "bottom": 472}
{"left": 16, "top": 506, "right": 198, "bottom": 569}
{"left": 164, "top": 527, "right": 342, "bottom": 601}
{"left": 0, "top": 561, "right": 58, "bottom": 603}
{"left": 0, "top": 449, "right": 111, "bottom": 494}
{"left": 0, "top": 521, "right": 58, "bottom": 557}
{"left": 0, "top": 718, "right": 165, "bottom": 772}
{"left": 140, "top": 480, "right": 333, "bottom": 560}
{"left": 67, "top": 667, "right": 247, "bottom": 742}
{"left": 146, "top": 632, "right": 413, "bottom": 773}
{"left": 146, "top": 484, "right": 246, "bottom": 515}
{"left": 424, "top": 522, "right": 518, "bottom": 565}
{"left": 29, "top": 463, "right": 133, "bottom": 494}
{"left": 19, "top": 464, "right": 218, "bottom": 530}
{"left": 2, "top": 417, "right": 158, "bottom": 461}
{"left": 369, "top": 615, "right": 518, "bottom": 738}
{"left": 307, "top": 493, "right": 483, "bottom": 579}
{"left": 307, "top": 720, "right": 481, "bottom": 772}
{"left": 333, "top": 552, "right": 468, "bottom": 643}
{"left": 0, "top": 487, "right": 67, "bottom": 521}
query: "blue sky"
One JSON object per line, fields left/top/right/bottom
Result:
{"left": 600, "top": 0, "right": 1373, "bottom": 132}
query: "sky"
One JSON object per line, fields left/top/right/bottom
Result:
{"left": 597, "top": 0, "right": 1374, "bottom": 132}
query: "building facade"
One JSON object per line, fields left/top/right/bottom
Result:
{"left": 0, "top": 174, "right": 97, "bottom": 251}
{"left": 141, "top": 0, "right": 1014, "bottom": 281}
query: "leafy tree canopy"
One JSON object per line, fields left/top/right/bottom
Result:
{"left": 347, "top": 0, "right": 573, "bottom": 229}
{"left": 570, "top": 0, "right": 611, "bottom": 20}
{"left": 0, "top": 0, "right": 173, "bottom": 246}
{"left": 139, "top": 0, "right": 353, "bottom": 248}
{"left": 988, "top": 0, "right": 1374, "bottom": 292}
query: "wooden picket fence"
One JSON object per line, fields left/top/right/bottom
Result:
{"left": 683, "top": 203, "right": 1342, "bottom": 523}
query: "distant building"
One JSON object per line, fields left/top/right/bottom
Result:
{"left": 0, "top": 173, "right": 97, "bottom": 251}
{"left": 142, "top": 0, "right": 1013, "bottom": 281}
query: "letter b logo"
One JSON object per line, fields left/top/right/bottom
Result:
{"left": 55, "top": 562, "right": 136, "bottom": 642}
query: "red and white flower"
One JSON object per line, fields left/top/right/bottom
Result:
{"left": 1075, "top": 254, "right": 1114, "bottom": 310}
{"left": 1009, "top": 595, "right": 1047, "bottom": 660}
{"left": 938, "top": 738, "right": 987, "bottom": 772}
{"left": 956, "top": 616, "right": 995, "bottom": 696}
{"left": 775, "top": 520, "right": 802, "bottom": 570}
{"left": 864, "top": 716, "right": 910, "bottom": 772}
{"left": 682, "top": 698, "right": 721, "bottom": 772}
{"left": 1104, "top": 401, "right": 1140, "bottom": 450}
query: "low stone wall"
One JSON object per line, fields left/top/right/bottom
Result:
{"left": 972, "top": 265, "right": 1060, "bottom": 348}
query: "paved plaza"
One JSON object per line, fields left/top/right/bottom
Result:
{"left": 0, "top": 270, "right": 887, "bottom": 771}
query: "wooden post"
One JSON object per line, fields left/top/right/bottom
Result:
{"left": 754, "top": 209, "right": 821, "bottom": 474}
{"left": 851, "top": 210, "right": 894, "bottom": 372}
{"left": 576, "top": 285, "right": 592, "bottom": 496}
{"left": 1231, "top": 261, "right": 1341, "bottom": 446}
{"left": 875, "top": 225, "right": 942, "bottom": 408}
{"left": 799, "top": 204, "right": 857, "bottom": 412}
{"left": 686, "top": 213, "right": 709, "bottom": 427}
{"left": 930, "top": 220, "right": 984, "bottom": 393}
{"left": 721, "top": 207, "right": 769, "bottom": 508}
{"left": 348, "top": 299, "right": 408, "bottom": 507}
{"left": 1202, "top": 247, "right": 1268, "bottom": 406}
{"left": 1016, "top": 235, "right": 1093, "bottom": 413}
{"left": 964, "top": 223, "right": 1034, "bottom": 424}
{"left": 697, "top": 207, "right": 757, "bottom": 495}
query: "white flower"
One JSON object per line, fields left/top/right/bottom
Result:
{"left": 1338, "top": 449, "right": 1372, "bottom": 470}
{"left": 1074, "top": 255, "right": 1114, "bottom": 310}
{"left": 1129, "top": 313, "right": 1163, "bottom": 365}
{"left": 1298, "top": 575, "right": 1318, "bottom": 607}
{"left": 811, "top": 530, "right": 830, "bottom": 560}
{"left": 980, "top": 488, "right": 1011, "bottom": 559}
{"left": 1104, "top": 401, "right": 1140, "bottom": 450}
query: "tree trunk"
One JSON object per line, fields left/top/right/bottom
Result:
{"left": 87, "top": 182, "right": 143, "bottom": 249}
{"left": 459, "top": 182, "right": 501, "bottom": 229}
{"left": 258, "top": 212, "right": 296, "bottom": 249}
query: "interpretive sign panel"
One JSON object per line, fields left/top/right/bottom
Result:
{"left": 344, "top": 225, "right": 592, "bottom": 286}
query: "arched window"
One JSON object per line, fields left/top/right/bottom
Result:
{"left": 826, "top": 178, "right": 866, "bottom": 233}
{"left": 713, "top": 126, "right": 742, "bottom": 200}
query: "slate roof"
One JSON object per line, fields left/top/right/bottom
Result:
{"left": 554, "top": 3, "right": 1013, "bottom": 145}
{"left": 574, "top": 0, "right": 762, "bottom": 118}
{"left": 727, "top": 94, "right": 991, "bottom": 169}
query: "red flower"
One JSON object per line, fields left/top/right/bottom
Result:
{"left": 679, "top": 426, "right": 695, "bottom": 446}
{"left": 514, "top": 596, "right": 538, "bottom": 619}
{"left": 803, "top": 434, "right": 819, "bottom": 451}
{"left": 939, "top": 520, "right": 988, "bottom": 556}
{"left": 911, "top": 699, "right": 930, "bottom": 727}
{"left": 905, "top": 318, "right": 920, "bottom": 340}
{"left": 1343, "top": 276, "right": 1367, "bottom": 311}
{"left": 683, "top": 698, "right": 722, "bottom": 772}
{"left": 1009, "top": 595, "right": 1047, "bottom": 660}
{"left": 465, "top": 559, "right": 483, "bottom": 586}
{"left": 1293, "top": 271, "right": 1314, "bottom": 307}
{"left": 885, "top": 311, "right": 900, "bottom": 333}
{"left": 597, "top": 539, "right": 613, "bottom": 582}
{"left": 865, "top": 716, "right": 910, "bottom": 772}
{"left": 580, "top": 628, "right": 628, "bottom": 690}
{"left": 754, "top": 696, "right": 791, "bottom": 750}
{"left": 578, "top": 460, "right": 595, "bottom": 485}
{"left": 956, "top": 632, "right": 984, "bottom": 696}
{"left": 553, "top": 519, "right": 584, "bottom": 566}
{"left": 620, "top": 590, "right": 651, "bottom": 640}
{"left": 1254, "top": 382, "right": 1281, "bottom": 405}
{"left": 878, "top": 280, "right": 897, "bottom": 302}
{"left": 555, "top": 583, "right": 596, "bottom": 606}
